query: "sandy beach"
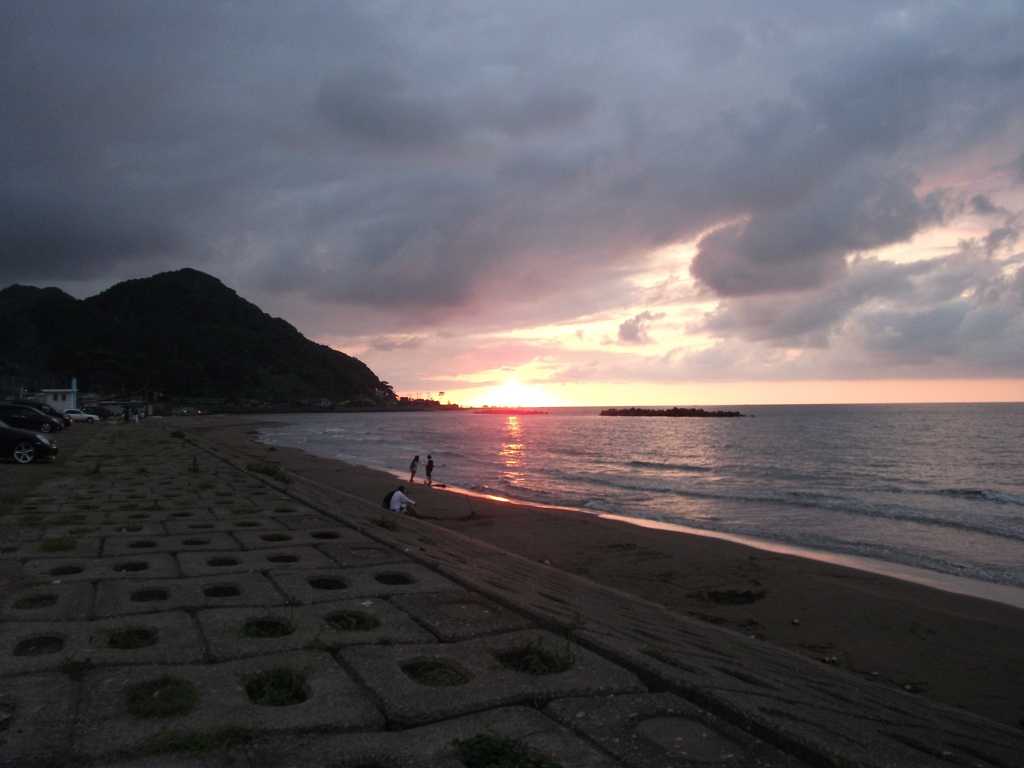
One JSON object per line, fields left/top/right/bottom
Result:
{"left": 189, "top": 416, "right": 1024, "bottom": 729}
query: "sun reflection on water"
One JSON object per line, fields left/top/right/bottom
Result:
{"left": 499, "top": 415, "right": 525, "bottom": 483}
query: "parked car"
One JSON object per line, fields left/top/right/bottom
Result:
{"left": 0, "top": 404, "right": 65, "bottom": 433}
{"left": 84, "top": 406, "right": 113, "bottom": 420}
{"left": 0, "top": 418, "right": 58, "bottom": 463}
{"left": 62, "top": 408, "right": 97, "bottom": 423}
{"left": 12, "top": 400, "right": 73, "bottom": 427}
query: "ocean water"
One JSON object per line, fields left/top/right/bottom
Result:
{"left": 253, "top": 403, "right": 1024, "bottom": 591}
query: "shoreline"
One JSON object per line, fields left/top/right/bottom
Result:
{"left": 253, "top": 416, "right": 1024, "bottom": 609}
{"left": 187, "top": 415, "right": 1024, "bottom": 728}
{"left": 599, "top": 514, "right": 1024, "bottom": 611}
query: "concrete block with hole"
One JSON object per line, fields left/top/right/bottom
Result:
{"left": 232, "top": 527, "right": 373, "bottom": 550}
{"left": 196, "top": 598, "right": 436, "bottom": 660}
{"left": 21, "top": 553, "right": 181, "bottom": 581}
{"left": 388, "top": 589, "right": 533, "bottom": 642}
{"left": 270, "top": 512, "right": 344, "bottom": 529}
{"left": 268, "top": 562, "right": 458, "bottom": 604}
{"left": 16, "top": 537, "right": 103, "bottom": 559}
{"left": 72, "top": 650, "right": 384, "bottom": 760}
{"left": 101, "top": 532, "right": 241, "bottom": 557}
{"left": 206, "top": 507, "right": 323, "bottom": 524}
{"left": 176, "top": 546, "right": 337, "bottom": 576}
{"left": 0, "top": 611, "right": 205, "bottom": 674}
{"left": 43, "top": 522, "right": 169, "bottom": 538}
{"left": 545, "top": 692, "right": 807, "bottom": 767}
{"left": 339, "top": 629, "right": 645, "bottom": 726}
{"left": 164, "top": 517, "right": 288, "bottom": 534}
{"left": 1, "top": 581, "right": 95, "bottom": 622}
{"left": 94, "top": 573, "right": 288, "bottom": 617}
{"left": 314, "top": 540, "right": 408, "bottom": 568}
{"left": 246, "top": 705, "right": 622, "bottom": 768}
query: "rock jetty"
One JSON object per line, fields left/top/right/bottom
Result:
{"left": 600, "top": 407, "right": 746, "bottom": 417}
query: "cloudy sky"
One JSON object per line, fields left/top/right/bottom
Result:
{"left": 3, "top": 1, "right": 1023, "bottom": 405}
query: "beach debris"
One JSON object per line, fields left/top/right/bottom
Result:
{"left": 703, "top": 589, "right": 765, "bottom": 605}
{"left": 792, "top": 619, "right": 800, "bottom": 625}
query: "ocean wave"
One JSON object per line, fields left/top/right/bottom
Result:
{"left": 578, "top": 481, "right": 1024, "bottom": 545}
{"left": 627, "top": 460, "right": 714, "bottom": 473}
{"left": 582, "top": 499, "right": 620, "bottom": 513}
{"left": 934, "top": 488, "right": 1024, "bottom": 506}
{"left": 749, "top": 489, "right": 1024, "bottom": 543}
{"left": 622, "top": 512, "right": 1024, "bottom": 588}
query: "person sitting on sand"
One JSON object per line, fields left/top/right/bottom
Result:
{"left": 389, "top": 485, "right": 418, "bottom": 516}
{"left": 409, "top": 455, "right": 419, "bottom": 483}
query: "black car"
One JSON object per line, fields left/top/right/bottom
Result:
{"left": 0, "top": 418, "right": 58, "bottom": 463}
{"left": 0, "top": 404, "right": 64, "bottom": 433}
{"left": 12, "top": 400, "right": 73, "bottom": 427}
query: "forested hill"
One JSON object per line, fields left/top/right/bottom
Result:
{"left": 0, "top": 268, "right": 391, "bottom": 402}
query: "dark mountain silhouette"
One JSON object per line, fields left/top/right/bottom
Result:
{"left": 0, "top": 269, "right": 393, "bottom": 402}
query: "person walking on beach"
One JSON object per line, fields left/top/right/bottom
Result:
{"left": 409, "top": 455, "right": 419, "bottom": 483}
{"left": 389, "top": 485, "right": 417, "bottom": 516}
{"left": 425, "top": 455, "right": 434, "bottom": 485}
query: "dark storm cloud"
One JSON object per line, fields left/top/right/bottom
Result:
{"left": 315, "top": 65, "right": 464, "bottom": 152}
{"left": 1, "top": 1, "right": 1022, "bottom": 379}
{"left": 690, "top": 235, "right": 1024, "bottom": 375}
{"left": 617, "top": 311, "right": 665, "bottom": 345}
{"left": 695, "top": 257, "right": 937, "bottom": 344}
{"left": 689, "top": 167, "right": 942, "bottom": 296}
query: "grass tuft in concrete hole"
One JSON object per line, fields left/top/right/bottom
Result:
{"left": 14, "top": 594, "right": 57, "bottom": 610}
{"left": 244, "top": 666, "right": 308, "bottom": 706}
{"left": 52, "top": 512, "right": 86, "bottom": 524}
{"left": 324, "top": 610, "right": 380, "bottom": 632}
{"left": 453, "top": 733, "right": 562, "bottom": 768}
{"left": 126, "top": 675, "right": 200, "bottom": 718}
{"left": 240, "top": 617, "right": 294, "bottom": 639}
{"left": 373, "top": 515, "right": 398, "bottom": 531}
{"left": 401, "top": 660, "right": 471, "bottom": 687}
{"left": 108, "top": 627, "right": 158, "bottom": 650}
{"left": 38, "top": 537, "right": 77, "bottom": 553}
{"left": 245, "top": 462, "right": 292, "bottom": 485}
{"left": 495, "top": 639, "right": 575, "bottom": 676}
{"left": 59, "top": 656, "right": 96, "bottom": 680}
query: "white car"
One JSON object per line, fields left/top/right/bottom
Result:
{"left": 62, "top": 408, "right": 97, "bottom": 423}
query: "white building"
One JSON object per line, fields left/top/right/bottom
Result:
{"left": 40, "top": 378, "right": 78, "bottom": 411}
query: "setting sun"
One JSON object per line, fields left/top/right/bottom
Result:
{"left": 477, "top": 378, "right": 564, "bottom": 408}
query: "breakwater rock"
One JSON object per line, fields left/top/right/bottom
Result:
{"left": 600, "top": 407, "right": 746, "bottom": 418}
{"left": 474, "top": 408, "right": 549, "bottom": 415}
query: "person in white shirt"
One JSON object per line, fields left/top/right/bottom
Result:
{"left": 389, "top": 485, "right": 417, "bottom": 516}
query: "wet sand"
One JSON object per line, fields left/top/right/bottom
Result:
{"left": 189, "top": 415, "right": 1024, "bottom": 729}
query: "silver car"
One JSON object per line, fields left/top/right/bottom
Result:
{"left": 62, "top": 408, "right": 97, "bottom": 423}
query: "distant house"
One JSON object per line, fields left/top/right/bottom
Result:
{"left": 40, "top": 378, "right": 78, "bottom": 411}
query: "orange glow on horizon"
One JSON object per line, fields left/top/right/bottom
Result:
{"left": 472, "top": 378, "right": 569, "bottom": 408}
{"left": 443, "top": 378, "right": 1023, "bottom": 408}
